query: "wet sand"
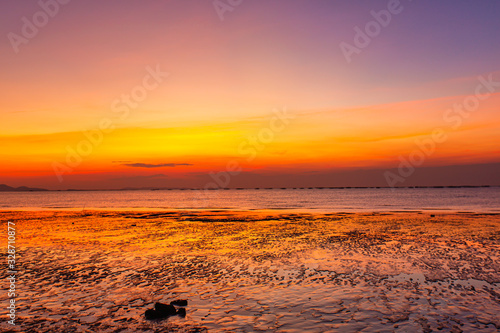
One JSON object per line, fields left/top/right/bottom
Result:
{"left": 1, "top": 210, "right": 499, "bottom": 332}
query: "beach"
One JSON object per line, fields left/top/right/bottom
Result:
{"left": 1, "top": 210, "right": 499, "bottom": 332}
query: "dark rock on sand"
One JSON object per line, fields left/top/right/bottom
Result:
{"left": 177, "top": 307, "right": 186, "bottom": 317}
{"left": 155, "top": 302, "right": 177, "bottom": 316}
{"left": 145, "top": 309, "right": 162, "bottom": 320}
{"left": 171, "top": 299, "right": 188, "bottom": 306}
{"left": 144, "top": 302, "right": 177, "bottom": 320}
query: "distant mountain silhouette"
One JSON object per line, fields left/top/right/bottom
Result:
{"left": 0, "top": 184, "right": 48, "bottom": 192}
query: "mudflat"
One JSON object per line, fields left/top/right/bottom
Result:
{"left": 1, "top": 210, "right": 499, "bottom": 332}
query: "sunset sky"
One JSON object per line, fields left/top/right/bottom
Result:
{"left": 1, "top": 0, "right": 500, "bottom": 189}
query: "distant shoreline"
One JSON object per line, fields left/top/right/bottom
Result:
{"left": 0, "top": 184, "right": 498, "bottom": 192}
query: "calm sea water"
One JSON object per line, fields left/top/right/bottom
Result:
{"left": 0, "top": 188, "right": 499, "bottom": 212}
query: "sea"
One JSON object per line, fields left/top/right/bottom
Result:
{"left": 0, "top": 187, "right": 499, "bottom": 212}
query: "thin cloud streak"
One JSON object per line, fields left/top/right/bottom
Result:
{"left": 111, "top": 174, "right": 169, "bottom": 181}
{"left": 122, "top": 163, "right": 193, "bottom": 168}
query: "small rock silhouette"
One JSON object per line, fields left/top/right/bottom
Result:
{"left": 155, "top": 302, "right": 177, "bottom": 316}
{"left": 145, "top": 309, "right": 162, "bottom": 320}
{"left": 144, "top": 300, "right": 189, "bottom": 320}
{"left": 177, "top": 307, "right": 186, "bottom": 317}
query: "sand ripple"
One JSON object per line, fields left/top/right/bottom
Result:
{"left": 0, "top": 210, "right": 499, "bottom": 332}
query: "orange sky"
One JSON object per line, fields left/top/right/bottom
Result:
{"left": 1, "top": 1, "right": 500, "bottom": 189}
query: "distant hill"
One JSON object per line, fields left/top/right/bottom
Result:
{"left": 0, "top": 184, "right": 48, "bottom": 192}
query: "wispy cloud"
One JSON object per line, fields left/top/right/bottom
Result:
{"left": 111, "top": 174, "right": 169, "bottom": 181}
{"left": 122, "top": 163, "right": 193, "bottom": 168}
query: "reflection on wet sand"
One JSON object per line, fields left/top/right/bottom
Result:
{"left": 1, "top": 210, "right": 499, "bottom": 332}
